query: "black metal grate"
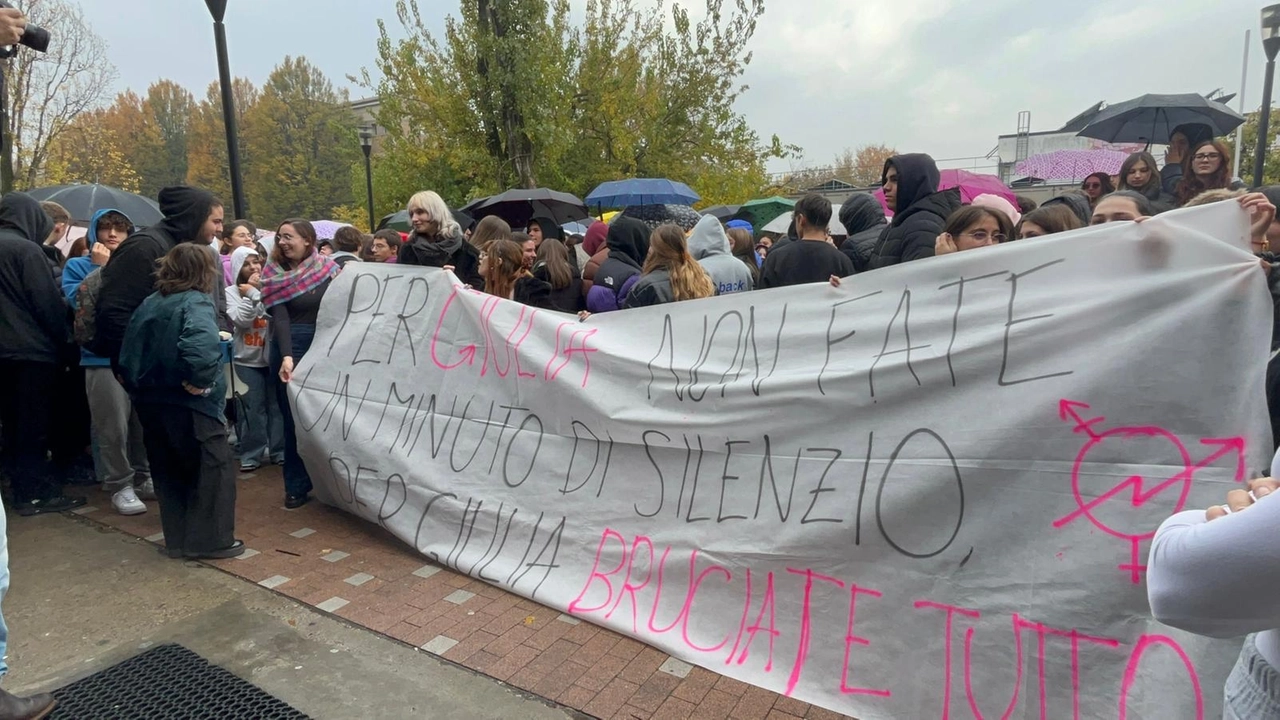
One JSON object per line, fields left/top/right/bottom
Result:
{"left": 50, "top": 644, "right": 311, "bottom": 720}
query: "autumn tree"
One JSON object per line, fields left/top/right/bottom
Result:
{"left": 187, "top": 78, "right": 258, "bottom": 214}
{"left": 242, "top": 57, "right": 360, "bottom": 226}
{"left": 364, "top": 0, "right": 783, "bottom": 207}
{"left": 2, "top": 0, "right": 116, "bottom": 190}
{"left": 134, "top": 80, "right": 195, "bottom": 197}
{"left": 44, "top": 108, "right": 142, "bottom": 195}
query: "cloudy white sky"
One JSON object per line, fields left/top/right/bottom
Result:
{"left": 82, "top": 0, "right": 1268, "bottom": 174}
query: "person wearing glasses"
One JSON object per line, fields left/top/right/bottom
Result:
{"left": 1176, "top": 139, "right": 1246, "bottom": 207}
{"left": 1080, "top": 172, "right": 1115, "bottom": 209}
{"left": 933, "top": 206, "right": 1014, "bottom": 256}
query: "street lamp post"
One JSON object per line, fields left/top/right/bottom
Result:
{"left": 205, "top": 0, "right": 246, "bottom": 219}
{"left": 360, "top": 126, "right": 375, "bottom": 231}
{"left": 1254, "top": 4, "right": 1280, "bottom": 189}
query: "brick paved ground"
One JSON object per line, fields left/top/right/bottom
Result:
{"left": 74, "top": 468, "right": 853, "bottom": 720}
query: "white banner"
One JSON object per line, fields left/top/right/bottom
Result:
{"left": 293, "top": 203, "right": 1266, "bottom": 719}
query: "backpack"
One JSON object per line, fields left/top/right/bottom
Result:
{"left": 73, "top": 268, "right": 103, "bottom": 347}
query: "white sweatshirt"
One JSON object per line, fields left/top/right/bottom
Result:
{"left": 1147, "top": 449, "right": 1280, "bottom": 668}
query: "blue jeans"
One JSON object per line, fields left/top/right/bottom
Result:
{"left": 1224, "top": 634, "right": 1280, "bottom": 719}
{"left": 233, "top": 365, "right": 284, "bottom": 466}
{"left": 272, "top": 324, "right": 315, "bottom": 498}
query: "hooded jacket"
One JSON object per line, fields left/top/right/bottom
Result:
{"left": 63, "top": 208, "right": 134, "bottom": 368}
{"left": 868, "top": 154, "right": 961, "bottom": 270}
{"left": 688, "top": 215, "right": 753, "bottom": 295}
{"left": 225, "top": 246, "right": 270, "bottom": 367}
{"left": 92, "top": 186, "right": 225, "bottom": 364}
{"left": 0, "top": 192, "right": 66, "bottom": 363}
{"left": 528, "top": 217, "right": 564, "bottom": 243}
{"left": 1041, "top": 193, "right": 1093, "bottom": 226}
{"left": 585, "top": 218, "right": 650, "bottom": 313}
{"left": 838, "top": 193, "right": 888, "bottom": 273}
{"left": 399, "top": 227, "right": 483, "bottom": 290}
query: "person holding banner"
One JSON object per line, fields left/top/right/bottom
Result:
{"left": 1149, "top": 458, "right": 1280, "bottom": 719}
{"left": 262, "top": 220, "right": 339, "bottom": 509}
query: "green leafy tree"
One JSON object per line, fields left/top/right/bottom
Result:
{"left": 242, "top": 57, "right": 360, "bottom": 225}
{"left": 363, "top": 0, "right": 782, "bottom": 207}
{"left": 1227, "top": 110, "right": 1280, "bottom": 187}
{"left": 135, "top": 80, "right": 194, "bottom": 197}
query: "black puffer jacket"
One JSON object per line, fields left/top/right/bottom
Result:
{"left": 868, "top": 154, "right": 961, "bottom": 270}
{"left": 1041, "top": 193, "right": 1093, "bottom": 226}
{"left": 838, "top": 192, "right": 888, "bottom": 273}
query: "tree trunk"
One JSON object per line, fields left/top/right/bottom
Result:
{"left": 481, "top": 0, "right": 536, "bottom": 189}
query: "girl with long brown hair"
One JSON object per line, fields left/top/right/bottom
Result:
{"left": 532, "top": 237, "right": 584, "bottom": 313}
{"left": 480, "top": 239, "right": 553, "bottom": 308}
{"left": 1176, "top": 139, "right": 1244, "bottom": 206}
{"left": 624, "top": 224, "right": 715, "bottom": 309}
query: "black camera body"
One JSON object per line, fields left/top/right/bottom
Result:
{"left": 0, "top": 1, "right": 49, "bottom": 56}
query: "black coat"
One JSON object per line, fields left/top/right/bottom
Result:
{"left": 0, "top": 192, "right": 66, "bottom": 363}
{"left": 868, "top": 154, "right": 960, "bottom": 270}
{"left": 532, "top": 263, "right": 585, "bottom": 314}
{"left": 838, "top": 192, "right": 888, "bottom": 273}
{"left": 92, "top": 187, "right": 223, "bottom": 364}
{"left": 398, "top": 231, "right": 484, "bottom": 290}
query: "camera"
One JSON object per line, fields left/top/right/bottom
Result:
{"left": 0, "top": 2, "right": 48, "bottom": 54}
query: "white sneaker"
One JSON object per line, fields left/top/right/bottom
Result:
{"left": 112, "top": 486, "right": 146, "bottom": 516}
{"left": 135, "top": 479, "right": 157, "bottom": 501}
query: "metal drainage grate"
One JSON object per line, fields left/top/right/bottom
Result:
{"left": 51, "top": 643, "right": 311, "bottom": 720}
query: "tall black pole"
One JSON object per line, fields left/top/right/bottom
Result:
{"left": 362, "top": 145, "right": 375, "bottom": 231}
{"left": 1256, "top": 58, "right": 1276, "bottom": 189}
{"left": 207, "top": 1, "right": 246, "bottom": 218}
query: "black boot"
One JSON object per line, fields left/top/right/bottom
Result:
{"left": 0, "top": 687, "right": 56, "bottom": 720}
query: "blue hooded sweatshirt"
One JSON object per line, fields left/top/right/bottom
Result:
{"left": 63, "top": 208, "right": 134, "bottom": 368}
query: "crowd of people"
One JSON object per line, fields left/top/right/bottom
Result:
{"left": 1, "top": 120, "right": 1280, "bottom": 716}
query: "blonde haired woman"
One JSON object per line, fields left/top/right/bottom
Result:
{"left": 398, "top": 190, "right": 482, "bottom": 289}
{"left": 624, "top": 224, "right": 716, "bottom": 309}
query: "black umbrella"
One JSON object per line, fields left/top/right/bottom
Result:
{"left": 1076, "top": 94, "right": 1245, "bottom": 145}
{"left": 620, "top": 204, "right": 702, "bottom": 231}
{"left": 469, "top": 188, "right": 589, "bottom": 228}
{"left": 25, "top": 183, "right": 163, "bottom": 227}
{"left": 700, "top": 204, "right": 740, "bottom": 221}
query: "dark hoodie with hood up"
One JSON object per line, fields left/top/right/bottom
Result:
{"left": 92, "top": 186, "right": 224, "bottom": 364}
{"left": 838, "top": 192, "right": 888, "bottom": 272}
{"left": 0, "top": 192, "right": 66, "bottom": 363}
{"left": 585, "top": 218, "right": 650, "bottom": 313}
{"left": 1041, "top": 193, "right": 1093, "bottom": 226}
{"left": 868, "top": 154, "right": 961, "bottom": 270}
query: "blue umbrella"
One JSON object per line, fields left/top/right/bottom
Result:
{"left": 585, "top": 178, "right": 700, "bottom": 208}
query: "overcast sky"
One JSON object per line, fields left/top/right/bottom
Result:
{"left": 81, "top": 0, "right": 1267, "bottom": 175}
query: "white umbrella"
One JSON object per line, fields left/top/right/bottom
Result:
{"left": 761, "top": 204, "right": 847, "bottom": 236}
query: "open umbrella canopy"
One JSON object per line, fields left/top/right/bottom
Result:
{"left": 872, "top": 170, "right": 1015, "bottom": 217}
{"left": 584, "top": 178, "right": 700, "bottom": 208}
{"left": 1013, "top": 150, "right": 1129, "bottom": 182}
{"left": 731, "top": 197, "right": 795, "bottom": 230}
{"left": 469, "top": 188, "right": 589, "bottom": 227}
{"left": 700, "top": 204, "right": 741, "bottom": 221}
{"left": 762, "top": 204, "right": 847, "bottom": 236}
{"left": 309, "top": 220, "right": 351, "bottom": 240}
{"left": 1076, "top": 93, "right": 1245, "bottom": 145}
{"left": 619, "top": 204, "right": 702, "bottom": 231}
{"left": 26, "top": 183, "right": 163, "bottom": 227}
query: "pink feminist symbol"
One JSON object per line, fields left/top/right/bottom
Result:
{"left": 1053, "top": 400, "right": 1246, "bottom": 584}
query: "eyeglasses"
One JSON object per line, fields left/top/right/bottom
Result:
{"left": 1193, "top": 152, "right": 1221, "bottom": 161}
{"left": 961, "top": 230, "right": 1006, "bottom": 244}
{"left": 1083, "top": 182, "right": 1102, "bottom": 190}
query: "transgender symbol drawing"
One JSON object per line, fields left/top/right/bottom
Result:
{"left": 1053, "top": 400, "right": 1246, "bottom": 584}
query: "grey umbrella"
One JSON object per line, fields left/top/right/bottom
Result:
{"left": 1076, "top": 94, "right": 1245, "bottom": 145}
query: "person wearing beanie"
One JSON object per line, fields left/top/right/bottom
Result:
{"left": 92, "top": 186, "right": 226, "bottom": 367}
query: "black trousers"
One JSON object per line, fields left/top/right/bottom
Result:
{"left": 50, "top": 361, "right": 91, "bottom": 471}
{"left": 0, "top": 359, "right": 61, "bottom": 503}
{"left": 135, "top": 404, "right": 236, "bottom": 554}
